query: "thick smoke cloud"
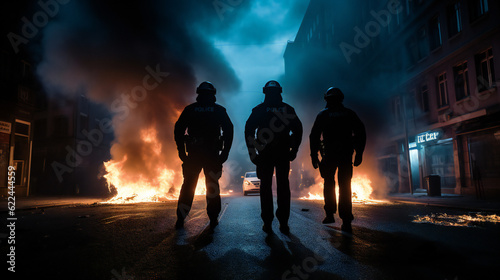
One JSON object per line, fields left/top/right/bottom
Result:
{"left": 213, "top": 0, "right": 309, "bottom": 45}
{"left": 33, "top": 0, "right": 312, "bottom": 194}
{"left": 280, "top": 1, "right": 401, "bottom": 198}
{"left": 36, "top": 0, "right": 244, "bottom": 188}
{"left": 7, "top": 0, "right": 394, "bottom": 197}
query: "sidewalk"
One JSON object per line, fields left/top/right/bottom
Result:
{"left": 387, "top": 193, "right": 500, "bottom": 212}
{"left": 0, "top": 196, "right": 107, "bottom": 213}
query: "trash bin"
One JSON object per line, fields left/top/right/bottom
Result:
{"left": 426, "top": 175, "right": 441, "bottom": 197}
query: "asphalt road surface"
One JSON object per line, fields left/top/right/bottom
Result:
{"left": 1, "top": 195, "right": 499, "bottom": 280}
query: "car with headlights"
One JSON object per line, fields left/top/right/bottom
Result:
{"left": 242, "top": 171, "right": 260, "bottom": 196}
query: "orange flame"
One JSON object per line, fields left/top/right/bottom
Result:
{"left": 300, "top": 174, "right": 385, "bottom": 204}
{"left": 102, "top": 127, "right": 210, "bottom": 204}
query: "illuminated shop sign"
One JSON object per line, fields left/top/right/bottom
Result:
{"left": 416, "top": 130, "right": 442, "bottom": 145}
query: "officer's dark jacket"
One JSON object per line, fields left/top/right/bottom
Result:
{"left": 174, "top": 95, "right": 233, "bottom": 156}
{"left": 245, "top": 94, "right": 303, "bottom": 158}
{"left": 310, "top": 104, "right": 366, "bottom": 157}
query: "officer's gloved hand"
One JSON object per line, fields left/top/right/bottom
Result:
{"left": 178, "top": 151, "right": 188, "bottom": 162}
{"left": 289, "top": 150, "right": 298, "bottom": 162}
{"left": 354, "top": 153, "right": 363, "bottom": 167}
{"left": 311, "top": 156, "right": 320, "bottom": 169}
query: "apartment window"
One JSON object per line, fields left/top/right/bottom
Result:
{"left": 1, "top": 51, "right": 10, "bottom": 81}
{"left": 18, "top": 60, "right": 33, "bottom": 81}
{"left": 34, "top": 119, "right": 47, "bottom": 140}
{"left": 407, "top": 27, "right": 429, "bottom": 66}
{"left": 453, "top": 62, "right": 470, "bottom": 100}
{"left": 17, "top": 86, "right": 31, "bottom": 104}
{"left": 395, "top": 8, "right": 401, "bottom": 27}
{"left": 15, "top": 120, "right": 30, "bottom": 137}
{"left": 80, "top": 113, "right": 89, "bottom": 132}
{"left": 437, "top": 73, "right": 449, "bottom": 108}
{"left": 469, "top": 0, "right": 489, "bottom": 22}
{"left": 421, "top": 85, "right": 430, "bottom": 112}
{"left": 406, "top": 37, "right": 418, "bottom": 66}
{"left": 54, "top": 116, "right": 69, "bottom": 137}
{"left": 406, "top": 0, "right": 412, "bottom": 15}
{"left": 475, "top": 48, "right": 496, "bottom": 92}
{"left": 429, "top": 16, "right": 442, "bottom": 50}
{"left": 392, "top": 97, "right": 403, "bottom": 123}
{"left": 417, "top": 26, "right": 429, "bottom": 59}
{"left": 447, "top": 2, "right": 463, "bottom": 37}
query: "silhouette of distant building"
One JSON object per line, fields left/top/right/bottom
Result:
{"left": 0, "top": 47, "right": 39, "bottom": 197}
{"left": 1, "top": 2, "right": 112, "bottom": 196}
{"left": 30, "top": 90, "right": 112, "bottom": 196}
{"left": 1, "top": 44, "right": 112, "bottom": 196}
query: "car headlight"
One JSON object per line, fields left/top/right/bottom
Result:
{"left": 245, "top": 181, "right": 250, "bottom": 185}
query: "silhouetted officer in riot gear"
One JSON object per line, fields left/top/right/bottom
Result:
{"left": 174, "top": 81, "right": 233, "bottom": 231}
{"left": 310, "top": 87, "right": 366, "bottom": 232}
{"left": 245, "top": 80, "right": 303, "bottom": 234}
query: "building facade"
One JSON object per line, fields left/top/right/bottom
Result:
{"left": 0, "top": 48, "right": 39, "bottom": 197}
{"left": 1, "top": 46, "right": 113, "bottom": 197}
{"left": 30, "top": 91, "right": 113, "bottom": 196}
{"left": 285, "top": 0, "right": 500, "bottom": 199}
{"left": 379, "top": 0, "right": 500, "bottom": 198}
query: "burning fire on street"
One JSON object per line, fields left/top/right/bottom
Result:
{"left": 412, "top": 213, "right": 500, "bottom": 227}
{"left": 300, "top": 174, "right": 387, "bottom": 204}
{"left": 101, "top": 127, "right": 217, "bottom": 204}
{"left": 103, "top": 158, "right": 211, "bottom": 204}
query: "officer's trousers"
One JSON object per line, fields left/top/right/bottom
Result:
{"left": 176, "top": 156, "right": 222, "bottom": 222}
{"left": 319, "top": 154, "right": 354, "bottom": 222}
{"left": 257, "top": 159, "right": 291, "bottom": 225}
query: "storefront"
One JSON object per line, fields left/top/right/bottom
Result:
{"left": 408, "top": 129, "right": 457, "bottom": 193}
{"left": 456, "top": 111, "right": 500, "bottom": 199}
{"left": 0, "top": 121, "right": 11, "bottom": 192}
{"left": 0, "top": 119, "right": 33, "bottom": 197}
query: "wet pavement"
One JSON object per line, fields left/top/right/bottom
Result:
{"left": 1, "top": 195, "right": 499, "bottom": 280}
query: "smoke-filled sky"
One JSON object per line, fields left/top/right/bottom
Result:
{"left": 2, "top": 0, "right": 398, "bottom": 198}
{"left": 3, "top": 0, "right": 310, "bottom": 193}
